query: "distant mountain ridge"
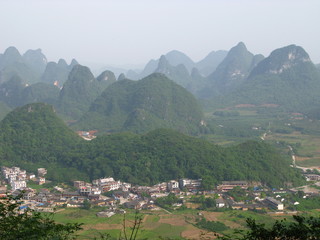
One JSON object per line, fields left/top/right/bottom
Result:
{"left": 127, "top": 49, "right": 228, "bottom": 80}
{"left": 1, "top": 43, "right": 320, "bottom": 125}
{"left": 210, "top": 44, "right": 320, "bottom": 112}
{"left": 0, "top": 46, "right": 79, "bottom": 86}
{"left": 199, "top": 42, "right": 264, "bottom": 98}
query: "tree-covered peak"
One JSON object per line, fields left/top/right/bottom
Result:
{"left": 23, "top": 49, "right": 47, "bottom": 74}
{"left": 96, "top": 70, "right": 116, "bottom": 83}
{"left": 67, "top": 65, "right": 95, "bottom": 84}
{"left": 3, "top": 46, "right": 21, "bottom": 59}
{"left": 74, "top": 72, "right": 204, "bottom": 134}
{"left": 0, "top": 46, "right": 23, "bottom": 68}
{"left": 57, "top": 59, "right": 68, "bottom": 67}
{"left": 69, "top": 59, "right": 79, "bottom": 69}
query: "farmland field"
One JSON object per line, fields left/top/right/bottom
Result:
{"left": 52, "top": 207, "right": 320, "bottom": 239}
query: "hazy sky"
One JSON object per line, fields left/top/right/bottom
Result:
{"left": 1, "top": 0, "right": 319, "bottom": 69}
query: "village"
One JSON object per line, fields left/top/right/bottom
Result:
{"left": 1, "top": 166, "right": 320, "bottom": 216}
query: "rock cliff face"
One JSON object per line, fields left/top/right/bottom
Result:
{"left": 249, "top": 45, "right": 311, "bottom": 76}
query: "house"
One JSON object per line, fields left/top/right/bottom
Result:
{"left": 121, "top": 182, "right": 132, "bottom": 191}
{"left": 28, "top": 174, "right": 36, "bottom": 180}
{"left": 22, "top": 189, "right": 36, "bottom": 200}
{"left": 217, "top": 181, "right": 248, "bottom": 192}
{"left": 167, "top": 180, "right": 179, "bottom": 191}
{"left": 87, "top": 194, "right": 101, "bottom": 201}
{"left": 53, "top": 200, "right": 67, "bottom": 207}
{"left": 264, "top": 197, "right": 284, "bottom": 210}
{"left": 37, "top": 168, "right": 47, "bottom": 177}
{"left": 101, "top": 181, "right": 121, "bottom": 192}
{"left": 35, "top": 203, "right": 54, "bottom": 212}
{"left": 216, "top": 198, "right": 225, "bottom": 208}
{"left": 96, "top": 211, "right": 116, "bottom": 218}
{"left": 123, "top": 200, "right": 146, "bottom": 210}
{"left": 67, "top": 201, "right": 83, "bottom": 208}
{"left": 38, "top": 177, "right": 46, "bottom": 185}
{"left": 91, "top": 200, "right": 108, "bottom": 207}
{"left": 142, "top": 202, "right": 156, "bottom": 210}
{"left": 62, "top": 192, "right": 81, "bottom": 200}
{"left": 153, "top": 182, "right": 167, "bottom": 192}
{"left": 11, "top": 180, "right": 26, "bottom": 191}
{"left": 79, "top": 186, "right": 92, "bottom": 196}
{"left": 304, "top": 174, "right": 320, "bottom": 181}
{"left": 179, "top": 179, "right": 202, "bottom": 190}
{"left": 73, "top": 181, "right": 86, "bottom": 188}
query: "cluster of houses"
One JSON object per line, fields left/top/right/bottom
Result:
{"left": 0, "top": 166, "right": 204, "bottom": 214}
{"left": 1, "top": 166, "right": 319, "bottom": 215}
{"left": 1, "top": 166, "right": 46, "bottom": 191}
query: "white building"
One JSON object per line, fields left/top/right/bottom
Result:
{"left": 11, "top": 180, "right": 27, "bottom": 191}
{"left": 167, "top": 180, "right": 179, "bottom": 191}
{"left": 216, "top": 198, "right": 225, "bottom": 208}
{"left": 179, "top": 178, "right": 202, "bottom": 189}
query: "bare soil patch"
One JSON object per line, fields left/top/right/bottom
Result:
{"left": 260, "top": 104, "right": 279, "bottom": 107}
{"left": 82, "top": 223, "right": 122, "bottom": 230}
{"left": 159, "top": 214, "right": 186, "bottom": 226}
{"left": 181, "top": 225, "right": 217, "bottom": 239}
{"left": 185, "top": 202, "right": 201, "bottom": 209}
{"left": 201, "top": 211, "right": 223, "bottom": 221}
{"left": 295, "top": 156, "right": 312, "bottom": 161}
{"left": 235, "top": 104, "right": 256, "bottom": 108}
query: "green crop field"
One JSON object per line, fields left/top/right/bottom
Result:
{"left": 51, "top": 206, "right": 320, "bottom": 240}
{"left": 203, "top": 108, "right": 320, "bottom": 169}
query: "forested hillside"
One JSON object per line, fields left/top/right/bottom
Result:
{"left": 0, "top": 103, "right": 304, "bottom": 187}
{"left": 74, "top": 73, "right": 205, "bottom": 135}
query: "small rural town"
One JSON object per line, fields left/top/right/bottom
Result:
{"left": 2, "top": 165, "right": 320, "bottom": 214}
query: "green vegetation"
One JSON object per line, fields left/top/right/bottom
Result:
{"left": 0, "top": 101, "right": 11, "bottom": 121}
{"left": 190, "top": 195, "right": 217, "bottom": 210}
{"left": 0, "top": 194, "right": 82, "bottom": 240}
{"left": 58, "top": 65, "right": 103, "bottom": 120}
{"left": 227, "top": 186, "right": 249, "bottom": 202}
{"left": 41, "top": 60, "right": 70, "bottom": 86}
{"left": 196, "top": 218, "right": 229, "bottom": 233}
{"left": 74, "top": 73, "right": 205, "bottom": 135}
{"left": 202, "top": 42, "right": 261, "bottom": 98}
{"left": 155, "top": 193, "right": 182, "bottom": 210}
{"left": 20, "top": 82, "right": 60, "bottom": 106}
{"left": 0, "top": 103, "right": 87, "bottom": 182}
{"left": 0, "top": 103, "right": 305, "bottom": 186}
{"left": 219, "top": 215, "right": 320, "bottom": 240}
{"left": 155, "top": 55, "right": 193, "bottom": 89}
{"left": 208, "top": 45, "right": 320, "bottom": 113}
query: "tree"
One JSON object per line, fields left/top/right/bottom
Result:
{"left": 0, "top": 194, "right": 82, "bottom": 240}
{"left": 218, "top": 215, "right": 320, "bottom": 240}
{"left": 82, "top": 199, "right": 91, "bottom": 210}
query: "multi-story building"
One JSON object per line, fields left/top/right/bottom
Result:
{"left": 11, "top": 180, "right": 27, "bottom": 191}
{"left": 167, "top": 180, "right": 179, "bottom": 191}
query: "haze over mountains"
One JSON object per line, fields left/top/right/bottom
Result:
{"left": 0, "top": 42, "right": 318, "bottom": 187}
{"left": 0, "top": 42, "right": 320, "bottom": 135}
